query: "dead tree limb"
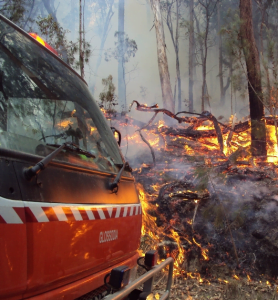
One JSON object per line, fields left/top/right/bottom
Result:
{"left": 227, "top": 115, "right": 237, "bottom": 148}
{"left": 138, "top": 130, "right": 156, "bottom": 167}
{"left": 130, "top": 100, "right": 265, "bottom": 154}
{"left": 203, "top": 111, "right": 224, "bottom": 153}
{"left": 129, "top": 100, "right": 195, "bottom": 124}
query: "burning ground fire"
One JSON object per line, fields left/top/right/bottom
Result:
{"left": 104, "top": 103, "right": 278, "bottom": 298}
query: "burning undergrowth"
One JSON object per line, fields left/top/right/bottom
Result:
{"left": 106, "top": 102, "right": 278, "bottom": 291}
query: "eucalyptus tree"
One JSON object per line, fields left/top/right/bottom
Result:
{"left": 214, "top": 0, "right": 233, "bottom": 105}
{"left": 149, "top": 0, "right": 175, "bottom": 113}
{"left": 118, "top": 0, "right": 125, "bottom": 111}
{"left": 217, "top": 2, "right": 224, "bottom": 103}
{"left": 105, "top": 32, "right": 138, "bottom": 111}
{"left": 194, "top": 0, "right": 218, "bottom": 112}
{"left": 161, "top": 0, "right": 182, "bottom": 111}
{"left": 188, "top": 0, "right": 195, "bottom": 112}
{"left": 89, "top": 0, "right": 115, "bottom": 96}
{"left": 240, "top": 0, "right": 266, "bottom": 156}
{"left": 79, "top": 0, "right": 84, "bottom": 78}
{"left": 0, "top": 0, "right": 34, "bottom": 27}
{"left": 179, "top": 0, "right": 196, "bottom": 112}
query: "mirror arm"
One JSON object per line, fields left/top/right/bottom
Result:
{"left": 109, "top": 162, "right": 128, "bottom": 193}
{"left": 111, "top": 127, "right": 122, "bottom": 146}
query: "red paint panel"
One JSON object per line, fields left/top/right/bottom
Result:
{"left": 24, "top": 214, "right": 142, "bottom": 297}
{"left": 0, "top": 224, "right": 27, "bottom": 300}
{"left": 24, "top": 253, "right": 139, "bottom": 300}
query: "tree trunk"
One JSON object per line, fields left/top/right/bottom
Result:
{"left": 218, "top": 2, "right": 224, "bottom": 104}
{"left": 118, "top": 0, "right": 126, "bottom": 112}
{"left": 240, "top": 0, "right": 266, "bottom": 157}
{"left": 175, "top": 0, "right": 181, "bottom": 112}
{"left": 194, "top": 11, "right": 206, "bottom": 112}
{"left": 150, "top": 0, "right": 174, "bottom": 113}
{"left": 79, "top": 0, "right": 85, "bottom": 79}
{"left": 165, "top": 0, "right": 181, "bottom": 111}
{"left": 91, "top": 3, "right": 114, "bottom": 96}
{"left": 188, "top": 0, "right": 194, "bottom": 113}
{"left": 78, "top": 0, "right": 86, "bottom": 147}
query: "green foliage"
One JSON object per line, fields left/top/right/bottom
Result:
{"left": 99, "top": 75, "right": 117, "bottom": 112}
{"left": 73, "top": 39, "right": 91, "bottom": 68}
{"left": 0, "top": 0, "right": 26, "bottom": 26}
{"left": 105, "top": 32, "right": 138, "bottom": 63}
{"left": 36, "top": 15, "right": 66, "bottom": 49}
{"left": 193, "top": 166, "right": 210, "bottom": 192}
{"left": 36, "top": 15, "right": 79, "bottom": 66}
{"left": 179, "top": 18, "right": 191, "bottom": 32}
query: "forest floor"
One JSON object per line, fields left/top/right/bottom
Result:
{"left": 112, "top": 110, "right": 278, "bottom": 300}
{"left": 140, "top": 267, "right": 278, "bottom": 300}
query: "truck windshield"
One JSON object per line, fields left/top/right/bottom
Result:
{"left": 0, "top": 15, "right": 123, "bottom": 172}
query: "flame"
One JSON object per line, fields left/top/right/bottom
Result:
{"left": 107, "top": 106, "right": 278, "bottom": 286}
{"left": 57, "top": 120, "right": 73, "bottom": 128}
{"left": 192, "top": 238, "right": 209, "bottom": 261}
{"left": 158, "top": 120, "right": 165, "bottom": 129}
{"left": 266, "top": 124, "right": 278, "bottom": 163}
{"left": 90, "top": 126, "right": 96, "bottom": 134}
{"left": 218, "top": 278, "right": 229, "bottom": 284}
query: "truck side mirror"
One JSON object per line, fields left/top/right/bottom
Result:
{"left": 110, "top": 127, "right": 122, "bottom": 147}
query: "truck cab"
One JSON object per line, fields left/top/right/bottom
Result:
{"left": 0, "top": 14, "right": 141, "bottom": 300}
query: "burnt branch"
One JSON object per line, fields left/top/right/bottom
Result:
{"left": 129, "top": 100, "right": 194, "bottom": 124}
{"left": 138, "top": 130, "right": 156, "bottom": 167}
{"left": 130, "top": 100, "right": 225, "bottom": 152}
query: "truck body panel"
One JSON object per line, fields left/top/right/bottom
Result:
{"left": 0, "top": 14, "right": 142, "bottom": 300}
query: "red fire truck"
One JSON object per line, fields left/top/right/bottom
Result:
{"left": 0, "top": 14, "right": 173, "bottom": 300}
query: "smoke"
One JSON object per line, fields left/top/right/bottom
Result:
{"left": 46, "top": 0, "right": 251, "bottom": 119}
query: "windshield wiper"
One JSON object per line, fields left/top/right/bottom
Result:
{"left": 24, "top": 142, "right": 95, "bottom": 181}
{"left": 46, "top": 143, "right": 95, "bottom": 159}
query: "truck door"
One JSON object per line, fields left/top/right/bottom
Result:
{"left": 0, "top": 160, "right": 27, "bottom": 300}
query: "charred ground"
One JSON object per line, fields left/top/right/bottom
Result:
{"left": 107, "top": 103, "right": 278, "bottom": 299}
